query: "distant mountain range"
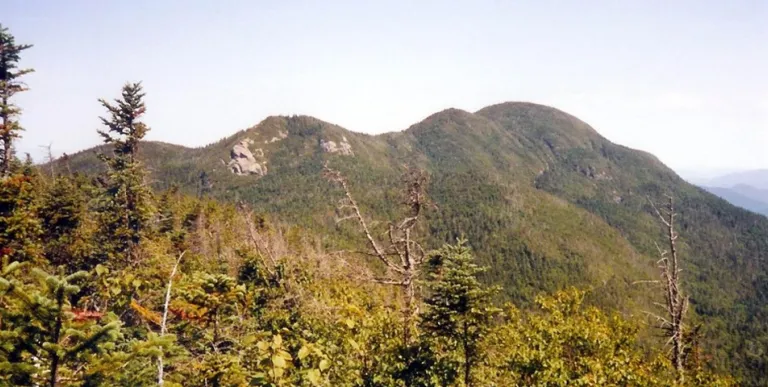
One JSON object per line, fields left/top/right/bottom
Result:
{"left": 698, "top": 171, "right": 768, "bottom": 216}
{"left": 703, "top": 169, "right": 768, "bottom": 190}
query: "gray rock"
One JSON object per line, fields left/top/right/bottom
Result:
{"left": 320, "top": 136, "right": 354, "bottom": 156}
{"left": 265, "top": 130, "right": 289, "bottom": 144}
{"left": 228, "top": 139, "right": 267, "bottom": 176}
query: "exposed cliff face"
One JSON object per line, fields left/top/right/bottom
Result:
{"left": 320, "top": 136, "right": 353, "bottom": 156}
{"left": 228, "top": 138, "right": 267, "bottom": 176}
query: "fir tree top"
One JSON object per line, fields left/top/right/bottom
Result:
{"left": 97, "top": 82, "right": 148, "bottom": 161}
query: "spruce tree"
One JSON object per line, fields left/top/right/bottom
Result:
{"left": 38, "top": 175, "right": 93, "bottom": 271}
{"left": 198, "top": 171, "right": 212, "bottom": 198}
{"left": 176, "top": 273, "right": 248, "bottom": 386}
{"left": 0, "top": 24, "right": 33, "bottom": 178}
{"left": 0, "top": 25, "right": 40, "bottom": 268}
{"left": 0, "top": 156, "right": 42, "bottom": 266}
{"left": 158, "top": 185, "right": 179, "bottom": 235}
{"left": 420, "top": 240, "right": 498, "bottom": 387}
{"left": 95, "top": 82, "right": 155, "bottom": 266}
{"left": 0, "top": 262, "right": 121, "bottom": 386}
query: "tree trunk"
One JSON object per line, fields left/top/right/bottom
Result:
{"left": 49, "top": 297, "right": 64, "bottom": 387}
{"left": 463, "top": 320, "right": 471, "bottom": 387}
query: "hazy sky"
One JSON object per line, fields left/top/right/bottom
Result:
{"left": 5, "top": 0, "right": 768, "bottom": 174}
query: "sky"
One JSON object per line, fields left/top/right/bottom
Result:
{"left": 5, "top": 0, "right": 768, "bottom": 176}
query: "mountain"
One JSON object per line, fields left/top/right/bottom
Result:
{"left": 703, "top": 185, "right": 768, "bottom": 216}
{"left": 705, "top": 169, "right": 768, "bottom": 190}
{"left": 56, "top": 102, "right": 768, "bottom": 383}
{"left": 732, "top": 183, "right": 768, "bottom": 202}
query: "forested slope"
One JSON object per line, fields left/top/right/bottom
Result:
{"left": 56, "top": 102, "right": 768, "bottom": 383}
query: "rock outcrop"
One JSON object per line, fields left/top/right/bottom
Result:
{"left": 320, "top": 136, "right": 354, "bottom": 156}
{"left": 265, "top": 130, "right": 288, "bottom": 144}
{"left": 228, "top": 139, "right": 267, "bottom": 176}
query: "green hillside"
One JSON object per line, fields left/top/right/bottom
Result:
{"left": 57, "top": 102, "right": 768, "bottom": 383}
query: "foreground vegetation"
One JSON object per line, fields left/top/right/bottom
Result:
{"left": 0, "top": 24, "right": 742, "bottom": 385}
{"left": 0, "top": 154, "right": 733, "bottom": 386}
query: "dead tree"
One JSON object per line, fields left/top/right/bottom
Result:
{"left": 159, "top": 250, "right": 185, "bottom": 385}
{"left": 238, "top": 202, "right": 278, "bottom": 278}
{"left": 40, "top": 142, "right": 55, "bottom": 178}
{"left": 323, "top": 163, "right": 429, "bottom": 344}
{"left": 649, "top": 195, "right": 688, "bottom": 383}
{"left": 60, "top": 153, "right": 72, "bottom": 176}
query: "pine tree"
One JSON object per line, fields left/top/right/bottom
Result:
{"left": 420, "top": 240, "right": 499, "bottom": 387}
{"left": 0, "top": 24, "right": 33, "bottom": 178}
{"left": 95, "top": 82, "right": 155, "bottom": 266}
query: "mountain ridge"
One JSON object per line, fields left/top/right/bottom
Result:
{"left": 704, "top": 169, "right": 768, "bottom": 190}
{"left": 51, "top": 101, "right": 768, "bottom": 383}
{"left": 703, "top": 185, "right": 768, "bottom": 216}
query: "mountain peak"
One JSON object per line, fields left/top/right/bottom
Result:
{"left": 416, "top": 107, "right": 476, "bottom": 126}
{"left": 475, "top": 101, "right": 589, "bottom": 121}
{"left": 475, "top": 101, "right": 603, "bottom": 150}
{"left": 477, "top": 101, "right": 556, "bottom": 113}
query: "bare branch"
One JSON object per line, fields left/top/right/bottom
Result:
{"left": 159, "top": 250, "right": 186, "bottom": 385}
{"left": 632, "top": 279, "right": 660, "bottom": 285}
{"left": 372, "top": 277, "right": 406, "bottom": 286}
{"left": 240, "top": 205, "right": 277, "bottom": 276}
{"left": 648, "top": 196, "right": 671, "bottom": 228}
{"left": 323, "top": 162, "right": 431, "bottom": 345}
{"left": 323, "top": 163, "right": 403, "bottom": 274}
{"left": 334, "top": 215, "right": 358, "bottom": 224}
{"left": 649, "top": 194, "right": 688, "bottom": 383}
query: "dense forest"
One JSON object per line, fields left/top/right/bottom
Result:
{"left": 0, "top": 24, "right": 758, "bottom": 386}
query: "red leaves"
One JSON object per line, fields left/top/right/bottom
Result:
{"left": 169, "top": 307, "right": 197, "bottom": 321}
{"left": 72, "top": 309, "right": 103, "bottom": 322}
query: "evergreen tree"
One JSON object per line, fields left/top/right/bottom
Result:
{"left": 175, "top": 273, "right": 249, "bottom": 386}
{"left": 0, "top": 161, "right": 42, "bottom": 266}
{"left": 95, "top": 82, "right": 155, "bottom": 266}
{"left": 420, "top": 240, "right": 499, "bottom": 387}
{"left": 0, "top": 262, "right": 120, "bottom": 386}
{"left": 0, "top": 24, "right": 33, "bottom": 178}
{"left": 0, "top": 25, "right": 40, "bottom": 268}
{"left": 198, "top": 171, "right": 212, "bottom": 198}
{"left": 38, "top": 176, "right": 92, "bottom": 270}
{"left": 158, "top": 185, "right": 180, "bottom": 235}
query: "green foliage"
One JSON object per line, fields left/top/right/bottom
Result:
{"left": 0, "top": 263, "right": 121, "bottom": 386}
{"left": 0, "top": 24, "right": 33, "bottom": 177}
{"left": 420, "top": 240, "right": 500, "bottom": 386}
{"left": 0, "top": 172, "right": 42, "bottom": 265}
{"left": 494, "top": 289, "right": 663, "bottom": 386}
{"left": 0, "top": 174, "right": 734, "bottom": 386}
{"left": 484, "top": 289, "right": 733, "bottom": 386}
{"left": 94, "top": 82, "right": 155, "bottom": 267}
{"left": 46, "top": 102, "right": 762, "bottom": 383}
{"left": 38, "top": 175, "right": 96, "bottom": 271}
{"left": 1, "top": 29, "right": 748, "bottom": 383}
